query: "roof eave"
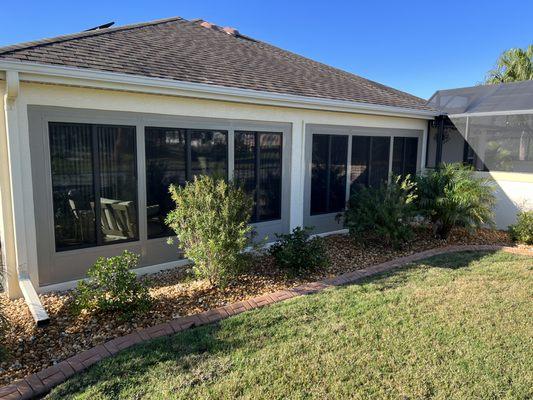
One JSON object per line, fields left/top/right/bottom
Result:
{"left": 0, "top": 59, "right": 438, "bottom": 119}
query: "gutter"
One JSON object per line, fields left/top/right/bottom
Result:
{"left": 3, "top": 70, "right": 49, "bottom": 326}
{"left": 0, "top": 59, "right": 438, "bottom": 120}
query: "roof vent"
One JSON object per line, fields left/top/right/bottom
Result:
{"left": 85, "top": 21, "right": 115, "bottom": 31}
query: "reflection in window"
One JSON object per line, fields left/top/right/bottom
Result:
{"left": 311, "top": 134, "right": 348, "bottom": 215}
{"left": 145, "top": 128, "right": 228, "bottom": 238}
{"left": 49, "top": 122, "right": 138, "bottom": 251}
{"left": 145, "top": 128, "right": 187, "bottom": 238}
{"left": 350, "top": 136, "right": 391, "bottom": 190}
{"left": 190, "top": 130, "right": 228, "bottom": 179}
{"left": 392, "top": 137, "right": 418, "bottom": 177}
{"left": 234, "top": 131, "right": 282, "bottom": 222}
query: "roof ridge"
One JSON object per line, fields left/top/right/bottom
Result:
{"left": 0, "top": 16, "right": 184, "bottom": 55}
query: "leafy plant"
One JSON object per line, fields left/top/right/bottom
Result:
{"left": 340, "top": 175, "right": 417, "bottom": 248}
{"left": 269, "top": 227, "right": 328, "bottom": 275}
{"left": 166, "top": 175, "right": 254, "bottom": 286}
{"left": 73, "top": 251, "right": 151, "bottom": 317}
{"left": 509, "top": 210, "right": 533, "bottom": 245}
{"left": 416, "top": 163, "right": 496, "bottom": 239}
{"left": 485, "top": 44, "right": 533, "bottom": 84}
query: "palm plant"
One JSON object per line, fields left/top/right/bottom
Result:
{"left": 416, "top": 163, "right": 496, "bottom": 239}
{"left": 485, "top": 45, "right": 533, "bottom": 84}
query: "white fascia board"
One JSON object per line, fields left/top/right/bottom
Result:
{"left": 0, "top": 59, "right": 438, "bottom": 120}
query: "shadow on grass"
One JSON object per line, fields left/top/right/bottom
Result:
{"left": 48, "top": 250, "right": 516, "bottom": 398}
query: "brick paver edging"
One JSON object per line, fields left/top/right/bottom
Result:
{"left": 1, "top": 245, "right": 531, "bottom": 399}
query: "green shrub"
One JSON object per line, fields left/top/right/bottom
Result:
{"left": 269, "top": 227, "right": 329, "bottom": 275}
{"left": 509, "top": 210, "right": 533, "bottom": 244}
{"left": 166, "top": 175, "right": 254, "bottom": 286}
{"left": 416, "top": 163, "right": 496, "bottom": 239}
{"left": 341, "top": 175, "right": 417, "bottom": 248}
{"left": 73, "top": 251, "right": 151, "bottom": 317}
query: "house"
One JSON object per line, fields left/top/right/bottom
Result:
{"left": 0, "top": 16, "right": 529, "bottom": 323}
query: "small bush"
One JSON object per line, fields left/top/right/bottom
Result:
{"left": 416, "top": 163, "right": 496, "bottom": 239}
{"left": 269, "top": 227, "right": 329, "bottom": 275}
{"left": 341, "top": 175, "right": 417, "bottom": 248}
{"left": 166, "top": 175, "right": 254, "bottom": 286}
{"left": 73, "top": 251, "right": 151, "bottom": 317}
{"left": 509, "top": 210, "right": 533, "bottom": 245}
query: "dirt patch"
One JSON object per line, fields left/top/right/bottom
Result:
{"left": 0, "top": 227, "right": 513, "bottom": 385}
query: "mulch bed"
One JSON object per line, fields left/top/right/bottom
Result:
{"left": 0, "top": 227, "right": 514, "bottom": 385}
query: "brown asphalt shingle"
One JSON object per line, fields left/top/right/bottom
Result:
{"left": 0, "top": 17, "right": 432, "bottom": 111}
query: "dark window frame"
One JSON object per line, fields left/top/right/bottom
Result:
{"left": 49, "top": 122, "right": 139, "bottom": 252}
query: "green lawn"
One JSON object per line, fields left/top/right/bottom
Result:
{"left": 48, "top": 251, "right": 533, "bottom": 400}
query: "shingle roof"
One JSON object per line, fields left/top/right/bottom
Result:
{"left": 0, "top": 16, "right": 432, "bottom": 111}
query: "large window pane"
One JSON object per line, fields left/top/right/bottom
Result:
{"left": 49, "top": 122, "right": 137, "bottom": 251}
{"left": 145, "top": 127, "right": 187, "bottom": 238}
{"left": 145, "top": 128, "right": 228, "bottom": 238}
{"left": 369, "top": 137, "right": 390, "bottom": 187}
{"left": 329, "top": 135, "right": 348, "bottom": 212}
{"left": 49, "top": 123, "right": 96, "bottom": 250}
{"left": 392, "top": 137, "right": 418, "bottom": 177}
{"left": 257, "top": 133, "right": 282, "bottom": 221}
{"left": 97, "top": 126, "right": 138, "bottom": 243}
{"left": 234, "top": 131, "right": 282, "bottom": 222}
{"left": 350, "top": 136, "right": 371, "bottom": 189}
{"left": 311, "top": 134, "right": 348, "bottom": 215}
{"left": 190, "top": 130, "right": 228, "bottom": 179}
{"left": 311, "top": 135, "right": 329, "bottom": 215}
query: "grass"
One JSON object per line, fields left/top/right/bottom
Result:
{"left": 48, "top": 251, "right": 533, "bottom": 399}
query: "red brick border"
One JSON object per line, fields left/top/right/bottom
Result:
{"left": 1, "top": 245, "right": 530, "bottom": 399}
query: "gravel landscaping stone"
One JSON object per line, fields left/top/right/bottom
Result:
{"left": 0, "top": 227, "right": 513, "bottom": 385}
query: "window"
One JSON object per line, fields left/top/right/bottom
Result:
{"left": 392, "top": 137, "right": 418, "bottom": 177}
{"left": 49, "top": 122, "right": 137, "bottom": 251}
{"left": 234, "top": 131, "right": 283, "bottom": 222}
{"left": 311, "top": 134, "right": 348, "bottom": 215}
{"left": 350, "top": 136, "right": 391, "bottom": 190}
{"left": 145, "top": 127, "right": 228, "bottom": 238}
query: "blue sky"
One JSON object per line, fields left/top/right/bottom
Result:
{"left": 1, "top": 0, "right": 531, "bottom": 99}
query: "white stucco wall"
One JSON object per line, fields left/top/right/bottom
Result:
{"left": 0, "top": 80, "right": 429, "bottom": 295}
{"left": 484, "top": 172, "right": 533, "bottom": 229}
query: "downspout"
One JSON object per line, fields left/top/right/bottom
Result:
{"left": 3, "top": 70, "right": 49, "bottom": 326}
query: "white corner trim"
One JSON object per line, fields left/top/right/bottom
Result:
{"left": 0, "top": 59, "right": 437, "bottom": 120}
{"left": 5, "top": 70, "right": 19, "bottom": 102}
